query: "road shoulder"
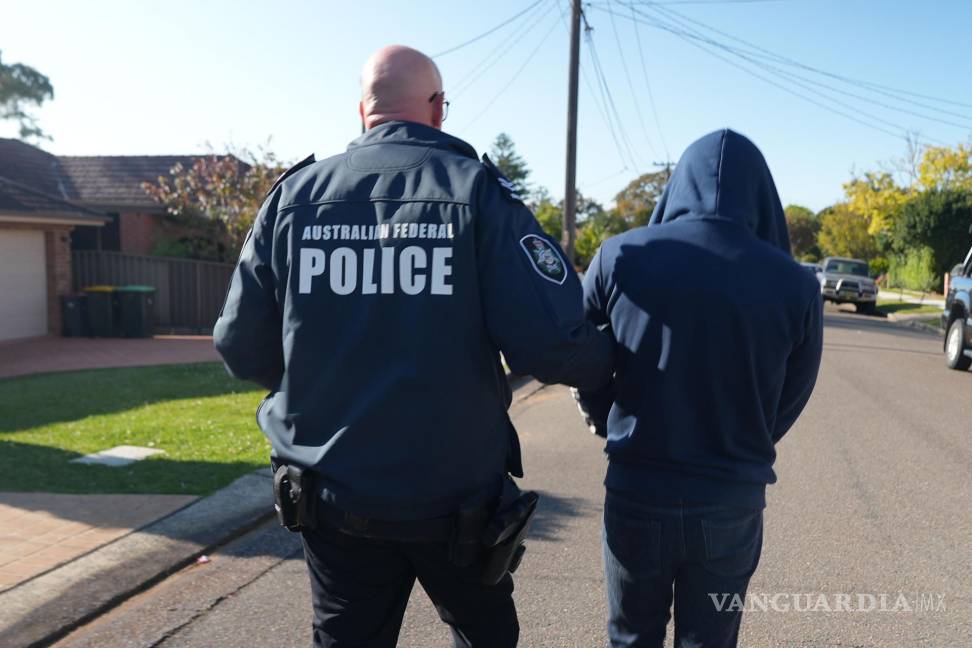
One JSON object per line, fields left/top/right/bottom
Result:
{"left": 0, "top": 470, "right": 273, "bottom": 648}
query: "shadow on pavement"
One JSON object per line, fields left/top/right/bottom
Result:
{"left": 529, "top": 490, "right": 593, "bottom": 542}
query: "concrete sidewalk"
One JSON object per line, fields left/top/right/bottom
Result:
{"left": 0, "top": 470, "right": 273, "bottom": 648}
{"left": 0, "top": 493, "right": 197, "bottom": 593}
{"left": 0, "top": 335, "right": 219, "bottom": 380}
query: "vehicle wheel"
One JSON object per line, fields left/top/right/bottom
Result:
{"left": 946, "top": 319, "right": 972, "bottom": 371}
{"left": 856, "top": 302, "right": 876, "bottom": 315}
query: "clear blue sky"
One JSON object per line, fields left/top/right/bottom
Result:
{"left": 3, "top": 0, "right": 971, "bottom": 212}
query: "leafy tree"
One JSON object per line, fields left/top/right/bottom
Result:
{"left": 575, "top": 209, "right": 628, "bottom": 267}
{"left": 891, "top": 189, "right": 972, "bottom": 282}
{"left": 529, "top": 186, "right": 563, "bottom": 241}
{"left": 575, "top": 191, "right": 606, "bottom": 223}
{"left": 784, "top": 204, "right": 820, "bottom": 260}
{"left": 917, "top": 143, "right": 972, "bottom": 193}
{"left": 842, "top": 171, "right": 909, "bottom": 237}
{"left": 142, "top": 145, "right": 286, "bottom": 262}
{"left": 817, "top": 204, "right": 878, "bottom": 261}
{"left": 489, "top": 133, "right": 530, "bottom": 197}
{"left": 0, "top": 51, "right": 54, "bottom": 140}
{"left": 613, "top": 170, "right": 667, "bottom": 228}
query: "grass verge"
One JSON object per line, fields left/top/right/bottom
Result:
{"left": 0, "top": 363, "right": 268, "bottom": 495}
{"left": 876, "top": 299, "right": 942, "bottom": 318}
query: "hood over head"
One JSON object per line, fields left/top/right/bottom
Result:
{"left": 648, "top": 129, "right": 791, "bottom": 254}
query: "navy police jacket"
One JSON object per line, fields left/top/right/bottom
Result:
{"left": 578, "top": 129, "right": 823, "bottom": 508}
{"left": 214, "top": 121, "right": 613, "bottom": 521}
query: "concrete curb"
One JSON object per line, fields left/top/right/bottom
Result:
{"left": 886, "top": 314, "right": 943, "bottom": 336}
{"left": 0, "top": 469, "right": 274, "bottom": 648}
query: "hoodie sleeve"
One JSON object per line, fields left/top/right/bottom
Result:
{"left": 772, "top": 292, "right": 824, "bottom": 443}
{"left": 572, "top": 248, "right": 617, "bottom": 437}
{"left": 212, "top": 191, "right": 284, "bottom": 391}
{"left": 474, "top": 165, "right": 613, "bottom": 390}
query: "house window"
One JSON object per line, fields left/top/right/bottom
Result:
{"left": 71, "top": 212, "right": 120, "bottom": 251}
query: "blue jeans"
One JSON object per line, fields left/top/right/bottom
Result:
{"left": 602, "top": 489, "right": 763, "bottom": 648}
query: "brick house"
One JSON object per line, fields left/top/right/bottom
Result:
{"left": 0, "top": 138, "right": 225, "bottom": 341}
{"left": 0, "top": 176, "right": 107, "bottom": 340}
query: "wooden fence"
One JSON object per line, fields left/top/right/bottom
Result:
{"left": 72, "top": 251, "right": 234, "bottom": 333}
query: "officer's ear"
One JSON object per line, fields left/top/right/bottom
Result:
{"left": 430, "top": 98, "right": 444, "bottom": 131}
{"left": 358, "top": 101, "right": 366, "bottom": 133}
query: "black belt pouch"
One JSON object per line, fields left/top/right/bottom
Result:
{"left": 480, "top": 478, "right": 539, "bottom": 585}
{"left": 273, "top": 464, "right": 314, "bottom": 532}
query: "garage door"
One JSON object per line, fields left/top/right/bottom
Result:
{"left": 0, "top": 230, "right": 48, "bottom": 341}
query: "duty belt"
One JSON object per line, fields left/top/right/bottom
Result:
{"left": 272, "top": 463, "right": 537, "bottom": 584}
{"left": 317, "top": 499, "right": 460, "bottom": 543}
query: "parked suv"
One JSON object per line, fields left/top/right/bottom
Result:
{"left": 943, "top": 244, "right": 972, "bottom": 371}
{"left": 819, "top": 257, "right": 878, "bottom": 314}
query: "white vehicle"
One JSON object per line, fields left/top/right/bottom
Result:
{"left": 819, "top": 257, "right": 878, "bottom": 315}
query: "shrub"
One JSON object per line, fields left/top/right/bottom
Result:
{"left": 888, "top": 247, "right": 938, "bottom": 292}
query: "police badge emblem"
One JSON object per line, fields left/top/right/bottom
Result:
{"left": 519, "top": 234, "right": 568, "bottom": 285}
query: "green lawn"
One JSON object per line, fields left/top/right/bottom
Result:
{"left": 876, "top": 298, "right": 942, "bottom": 318}
{"left": 0, "top": 363, "right": 269, "bottom": 495}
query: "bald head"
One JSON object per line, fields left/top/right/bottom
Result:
{"left": 359, "top": 45, "right": 444, "bottom": 130}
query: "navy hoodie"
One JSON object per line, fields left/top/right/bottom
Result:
{"left": 579, "top": 129, "right": 823, "bottom": 508}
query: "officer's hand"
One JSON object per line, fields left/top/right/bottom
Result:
{"left": 570, "top": 388, "right": 608, "bottom": 438}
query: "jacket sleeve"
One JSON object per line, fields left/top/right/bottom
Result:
{"left": 573, "top": 248, "right": 617, "bottom": 436}
{"left": 772, "top": 293, "right": 824, "bottom": 443}
{"left": 213, "top": 191, "right": 284, "bottom": 391}
{"left": 474, "top": 170, "right": 614, "bottom": 390}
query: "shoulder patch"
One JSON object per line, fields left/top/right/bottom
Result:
{"left": 481, "top": 154, "right": 525, "bottom": 203}
{"left": 520, "top": 234, "right": 568, "bottom": 285}
{"left": 266, "top": 154, "right": 316, "bottom": 196}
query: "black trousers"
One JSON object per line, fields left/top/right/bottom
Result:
{"left": 300, "top": 525, "right": 519, "bottom": 648}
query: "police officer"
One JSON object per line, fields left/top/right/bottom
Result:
{"left": 214, "top": 44, "right": 613, "bottom": 647}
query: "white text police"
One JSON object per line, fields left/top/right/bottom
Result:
{"left": 298, "top": 245, "right": 454, "bottom": 296}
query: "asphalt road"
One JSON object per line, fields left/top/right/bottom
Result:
{"left": 55, "top": 308, "right": 972, "bottom": 647}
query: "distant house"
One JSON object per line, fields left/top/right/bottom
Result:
{"left": 0, "top": 138, "right": 230, "bottom": 341}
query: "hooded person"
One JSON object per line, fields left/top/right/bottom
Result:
{"left": 576, "top": 129, "right": 823, "bottom": 647}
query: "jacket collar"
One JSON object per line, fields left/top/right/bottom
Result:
{"left": 348, "top": 121, "right": 479, "bottom": 160}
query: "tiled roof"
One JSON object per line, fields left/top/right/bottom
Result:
{"left": 0, "top": 139, "right": 249, "bottom": 215}
{"left": 57, "top": 155, "right": 204, "bottom": 208}
{"left": 0, "top": 177, "right": 108, "bottom": 224}
{"left": 0, "top": 138, "right": 75, "bottom": 201}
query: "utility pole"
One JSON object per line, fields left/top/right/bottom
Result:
{"left": 653, "top": 160, "right": 674, "bottom": 182}
{"left": 562, "top": 0, "right": 582, "bottom": 266}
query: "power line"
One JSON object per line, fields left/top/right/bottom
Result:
{"left": 458, "top": 13, "right": 563, "bottom": 132}
{"left": 556, "top": 0, "right": 631, "bottom": 171}
{"left": 594, "top": 5, "right": 911, "bottom": 141}
{"left": 636, "top": 4, "right": 970, "bottom": 134}
{"left": 605, "top": 0, "right": 659, "bottom": 158}
{"left": 640, "top": 1, "right": 972, "bottom": 114}
{"left": 630, "top": 3, "right": 671, "bottom": 160}
{"left": 432, "top": 0, "right": 546, "bottom": 58}
{"left": 584, "top": 8, "right": 647, "bottom": 169}
{"left": 586, "top": 25, "right": 644, "bottom": 169}
{"left": 594, "top": 3, "right": 955, "bottom": 144}
{"left": 451, "top": 0, "right": 556, "bottom": 100}
{"left": 637, "top": 0, "right": 796, "bottom": 4}
{"left": 580, "top": 167, "right": 630, "bottom": 189}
